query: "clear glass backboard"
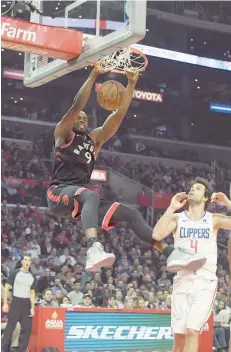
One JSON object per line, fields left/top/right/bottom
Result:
{"left": 24, "top": 0, "right": 147, "bottom": 87}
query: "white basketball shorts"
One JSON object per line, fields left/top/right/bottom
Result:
{"left": 171, "top": 274, "right": 217, "bottom": 334}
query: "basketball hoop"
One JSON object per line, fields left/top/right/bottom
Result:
{"left": 95, "top": 47, "right": 148, "bottom": 74}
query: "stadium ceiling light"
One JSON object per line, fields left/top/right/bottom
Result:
{"left": 11, "top": 97, "right": 14, "bottom": 99}
{"left": 134, "top": 114, "right": 137, "bottom": 117}
{"left": 79, "top": 15, "right": 82, "bottom": 18}
{"left": 1, "top": 48, "right": 4, "bottom": 51}
{"left": 55, "top": 7, "right": 58, "bottom": 10}
{"left": 204, "top": 41, "right": 207, "bottom": 44}
{"left": 190, "top": 38, "right": 194, "bottom": 41}
{"left": 197, "top": 86, "right": 200, "bottom": 89}
{"left": 194, "top": 78, "right": 198, "bottom": 82}
{"left": 20, "top": 98, "right": 23, "bottom": 100}
{"left": 191, "top": 123, "right": 194, "bottom": 126}
{"left": 14, "top": 101, "right": 18, "bottom": 103}
{"left": 19, "top": 52, "right": 22, "bottom": 55}
{"left": 146, "top": 29, "right": 149, "bottom": 32}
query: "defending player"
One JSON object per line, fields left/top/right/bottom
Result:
{"left": 152, "top": 178, "right": 231, "bottom": 352}
{"left": 47, "top": 65, "right": 204, "bottom": 273}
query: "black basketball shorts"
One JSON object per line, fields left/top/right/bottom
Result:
{"left": 47, "top": 184, "right": 121, "bottom": 231}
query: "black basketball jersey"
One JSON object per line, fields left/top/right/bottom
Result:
{"left": 50, "top": 132, "right": 95, "bottom": 186}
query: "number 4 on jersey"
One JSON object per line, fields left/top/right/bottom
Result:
{"left": 190, "top": 239, "right": 198, "bottom": 253}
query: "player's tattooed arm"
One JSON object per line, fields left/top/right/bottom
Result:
{"left": 55, "top": 67, "right": 101, "bottom": 142}
{"left": 90, "top": 71, "right": 139, "bottom": 150}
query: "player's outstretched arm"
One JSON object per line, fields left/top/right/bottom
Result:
{"left": 55, "top": 66, "right": 101, "bottom": 141}
{"left": 212, "top": 192, "right": 231, "bottom": 230}
{"left": 90, "top": 71, "right": 139, "bottom": 148}
{"left": 152, "top": 192, "right": 188, "bottom": 241}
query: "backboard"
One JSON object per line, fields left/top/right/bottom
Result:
{"left": 24, "top": 0, "right": 147, "bottom": 87}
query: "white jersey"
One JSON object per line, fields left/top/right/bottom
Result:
{"left": 174, "top": 211, "right": 217, "bottom": 278}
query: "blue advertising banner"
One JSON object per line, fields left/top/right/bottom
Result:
{"left": 64, "top": 311, "right": 173, "bottom": 352}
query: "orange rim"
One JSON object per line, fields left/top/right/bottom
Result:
{"left": 129, "top": 46, "right": 148, "bottom": 71}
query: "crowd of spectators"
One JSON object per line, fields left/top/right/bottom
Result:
{"left": 2, "top": 95, "right": 60, "bottom": 122}
{"left": 98, "top": 154, "right": 231, "bottom": 196}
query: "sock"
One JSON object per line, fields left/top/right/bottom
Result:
{"left": 163, "top": 246, "right": 174, "bottom": 258}
{"left": 87, "top": 237, "right": 98, "bottom": 249}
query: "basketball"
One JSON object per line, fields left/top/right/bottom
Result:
{"left": 97, "top": 80, "right": 126, "bottom": 111}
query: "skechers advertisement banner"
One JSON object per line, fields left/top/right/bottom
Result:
{"left": 64, "top": 311, "right": 172, "bottom": 351}
{"left": 29, "top": 308, "right": 213, "bottom": 352}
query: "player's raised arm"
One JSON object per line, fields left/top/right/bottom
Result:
{"left": 55, "top": 66, "right": 101, "bottom": 141}
{"left": 212, "top": 191, "right": 231, "bottom": 286}
{"left": 90, "top": 71, "right": 139, "bottom": 147}
{"left": 152, "top": 192, "right": 188, "bottom": 240}
{"left": 211, "top": 192, "right": 231, "bottom": 230}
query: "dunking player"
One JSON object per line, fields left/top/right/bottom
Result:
{"left": 47, "top": 66, "right": 203, "bottom": 273}
{"left": 152, "top": 178, "right": 231, "bottom": 352}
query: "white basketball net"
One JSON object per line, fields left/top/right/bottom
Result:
{"left": 96, "top": 47, "right": 147, "bottom": 73}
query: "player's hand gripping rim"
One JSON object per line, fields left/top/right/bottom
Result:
{"left": 125, "top": 70, "right": 140, "bottom": 84}
{"left": 92, "top": 62, "right": 106, "bottom": 75}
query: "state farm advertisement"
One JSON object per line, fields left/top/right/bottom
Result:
{"left": 1, "top": 16, "right": 82, "bottom": 60}
{"left": 95, "top": 83, "right": 163, "bottom": 103}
